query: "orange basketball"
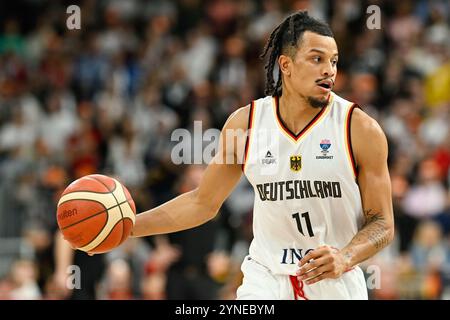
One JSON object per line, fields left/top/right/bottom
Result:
{"left": 56, "top": 174, "right": 136, "bottom": 254}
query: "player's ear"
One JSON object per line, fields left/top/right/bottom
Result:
{"left": 278, "top": 54, "right": 292, "bottom": 77}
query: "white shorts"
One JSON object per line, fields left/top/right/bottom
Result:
{"left": 236, "top": 256, "right": 368, "bottom": 300}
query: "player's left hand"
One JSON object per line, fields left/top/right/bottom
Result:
{"left": 296, "top": 245, "right": 349, "bottom": 285}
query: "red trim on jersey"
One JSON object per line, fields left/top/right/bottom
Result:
{"left": 242, "top": 101, "right": 255, "bottom": 171}
{"left": 289, "top": 275, "right": 308, "bottom": 300}
{"left": 346, "top": 103, "right": 360, "bottom": 178}
{"left": 274, "top": 95, "right": 329, "bottom": 141}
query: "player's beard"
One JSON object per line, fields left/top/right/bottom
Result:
{"left": 307, "top": 96, "right": 329, "bottom": 108}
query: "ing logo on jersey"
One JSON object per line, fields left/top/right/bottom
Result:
{"left": 290, "top": 155, "right": 302, "bottom": 172}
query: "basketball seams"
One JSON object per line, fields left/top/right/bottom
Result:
{"left": 78, "top": 205, "right": 124, "bottom": 252}
{"left": 64, "top": 176, "right": 110, "bottom": 194}
{"left": 102, "top": 178, "right": 125, "bottom": 246}
{"left": 58, "top": 191, "right": 116, "bottom": 208}
{"left": 120, "top": 201, "right": 136, "bottom": 224}
{"left": 118, "top": 182, "right": 136, "bottom": 223}
{"left": 76, "top": 213, "right": 109, "bottom": 248}
{"left": 59, "top": 199, "right": 132, "bottom": 231}
{"left": 61, "top": 189, "right": 112, "bottom": 196}
{"left": 116, "top": 183, "right": 135, "bottom": 244}
{"left": 85, "top": 176, "right": 126, "bottom": 252}
{"left": 82, "top": 219, "right": 121, "bottom": 251}
{"left": 91, "top": 217, "right": 135, "bottom": 253}
{"left": 58, "top": 198, "right": 107, "bottom": 230}
{"left": 58, "top": 194, "right": 110, "bottom": 208}
{"left": 109, "top": 179, "right": 126, "bottom": 248}
{"left": 90, "top": 175, "right": 117, "bottom": 193}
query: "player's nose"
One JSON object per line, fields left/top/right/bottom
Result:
{"left": 321, "top": 61, "right": 335, "bottom": 77}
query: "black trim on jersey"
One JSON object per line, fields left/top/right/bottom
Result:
{"left": 347, "top": 103, "right": 361, "bottom": 178}
{"left": 275, "top": 95, "right": 328, "bottom": 141}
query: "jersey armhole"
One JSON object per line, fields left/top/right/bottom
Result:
{"left": 345, "top": 103, "right": 361, "bottom": 180}
{"left": 242, "top": 101, "right": 255, "bottom": 172}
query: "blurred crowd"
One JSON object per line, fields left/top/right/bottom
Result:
{"left": 0, "top": 0, "right": 449, "bottom": 300}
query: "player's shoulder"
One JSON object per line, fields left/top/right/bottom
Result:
{"left": 351, "top": 107, "right": 385, "bottom": 140}
{"left": 348, "top": 105, "right": 388, "bottom": 168}
{"left": 223, "top": 104, "right": 250, "bottom": 132}
{"left": 332, "top": 92, "right": 385, "bottom": 140}
{"left": 225, "top": 96, "right": 272, "bottom": 131}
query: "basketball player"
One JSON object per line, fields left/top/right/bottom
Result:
{"left": 130, "top": 11, "right": 394, "bottom": 299}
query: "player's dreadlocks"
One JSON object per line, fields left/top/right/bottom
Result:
{"left": 260, "top": 11, "right": 334, "bottom": 97}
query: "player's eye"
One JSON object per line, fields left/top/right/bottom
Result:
{"left": 312, "top": 56, "right": 321, "bottom": 63}
{"left": 331, "top": 59, "right": 338, "bottom": 66}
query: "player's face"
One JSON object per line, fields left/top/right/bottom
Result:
{"left": 281, "top": 31, "right": 338, "bottom": 108}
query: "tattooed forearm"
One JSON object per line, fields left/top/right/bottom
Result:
{"left": 340, "top": 209, "right": 393, "bottom": 269}
{"left": 362, "top": 210, "right": 391, "bottom": 249}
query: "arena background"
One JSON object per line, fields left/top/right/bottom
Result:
{"left": 0, "top": 0, "right": 449, "bottom": 300}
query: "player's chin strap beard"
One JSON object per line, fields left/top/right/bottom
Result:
{"left": 307, "top": 96, "right": 329, "bottom": 109}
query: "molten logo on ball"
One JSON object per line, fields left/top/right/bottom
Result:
{"left": 57, "top": 208, "right": 78, "bottom": 220}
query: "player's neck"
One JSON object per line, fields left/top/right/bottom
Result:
{"left": 278, "top": 93, "right": 322, "bottom": 135}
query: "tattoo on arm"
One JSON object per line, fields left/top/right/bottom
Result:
{"left": 341, "top": 208, "right": 393, "bottom": 269}
{"left": 365, "top": 209, "right": 391, "bottom": 249}
{"left": 351, "top": 209, "right": 391, "bottom": 250}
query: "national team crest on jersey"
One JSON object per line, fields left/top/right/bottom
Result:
{"left": 290, "top": 155, "right": 302, "bottom": 172}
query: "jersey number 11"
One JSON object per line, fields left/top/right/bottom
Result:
{"left": 292, "top": 212, "right": 314, "bottom": 237}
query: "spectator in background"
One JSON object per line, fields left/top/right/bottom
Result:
{"left": 0, "top": 0, "right": 448, "bottom": 300}
{"left": 408, "top": 220, "right": 446, "bottom": 299}
{"left": 106, "top": 116, "right": 146, "bottom": 188}
{"left": 410, "top": 220, "right": 446, "bottom": 273}
{"left": 101, "top": 259, "right": 133, "bottom": 300}
{"left": 391, "top": 173, "right": 417, "bottom": 253}
{"left": 104, "top": 237, "right": 153, "bottom": 299}
{"left": 0, "top": 19, "right": 24, "bottom": 55}
{"left": 4, "top": 259, "right": 41, "bottom": 300}
{"left": 403, "top": 158, "right": 447, "bottom": 220}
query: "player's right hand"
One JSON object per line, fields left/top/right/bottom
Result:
{"left": 296, "top": 245, "right": 349, "bottom": 285}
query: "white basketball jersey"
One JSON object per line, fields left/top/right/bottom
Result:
{"left": 243, "top": 92, "right": 364, "bottom": 275}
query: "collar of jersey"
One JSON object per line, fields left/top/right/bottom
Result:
{"left": 272, "top": 93, "right": 334, "bottom": 144}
